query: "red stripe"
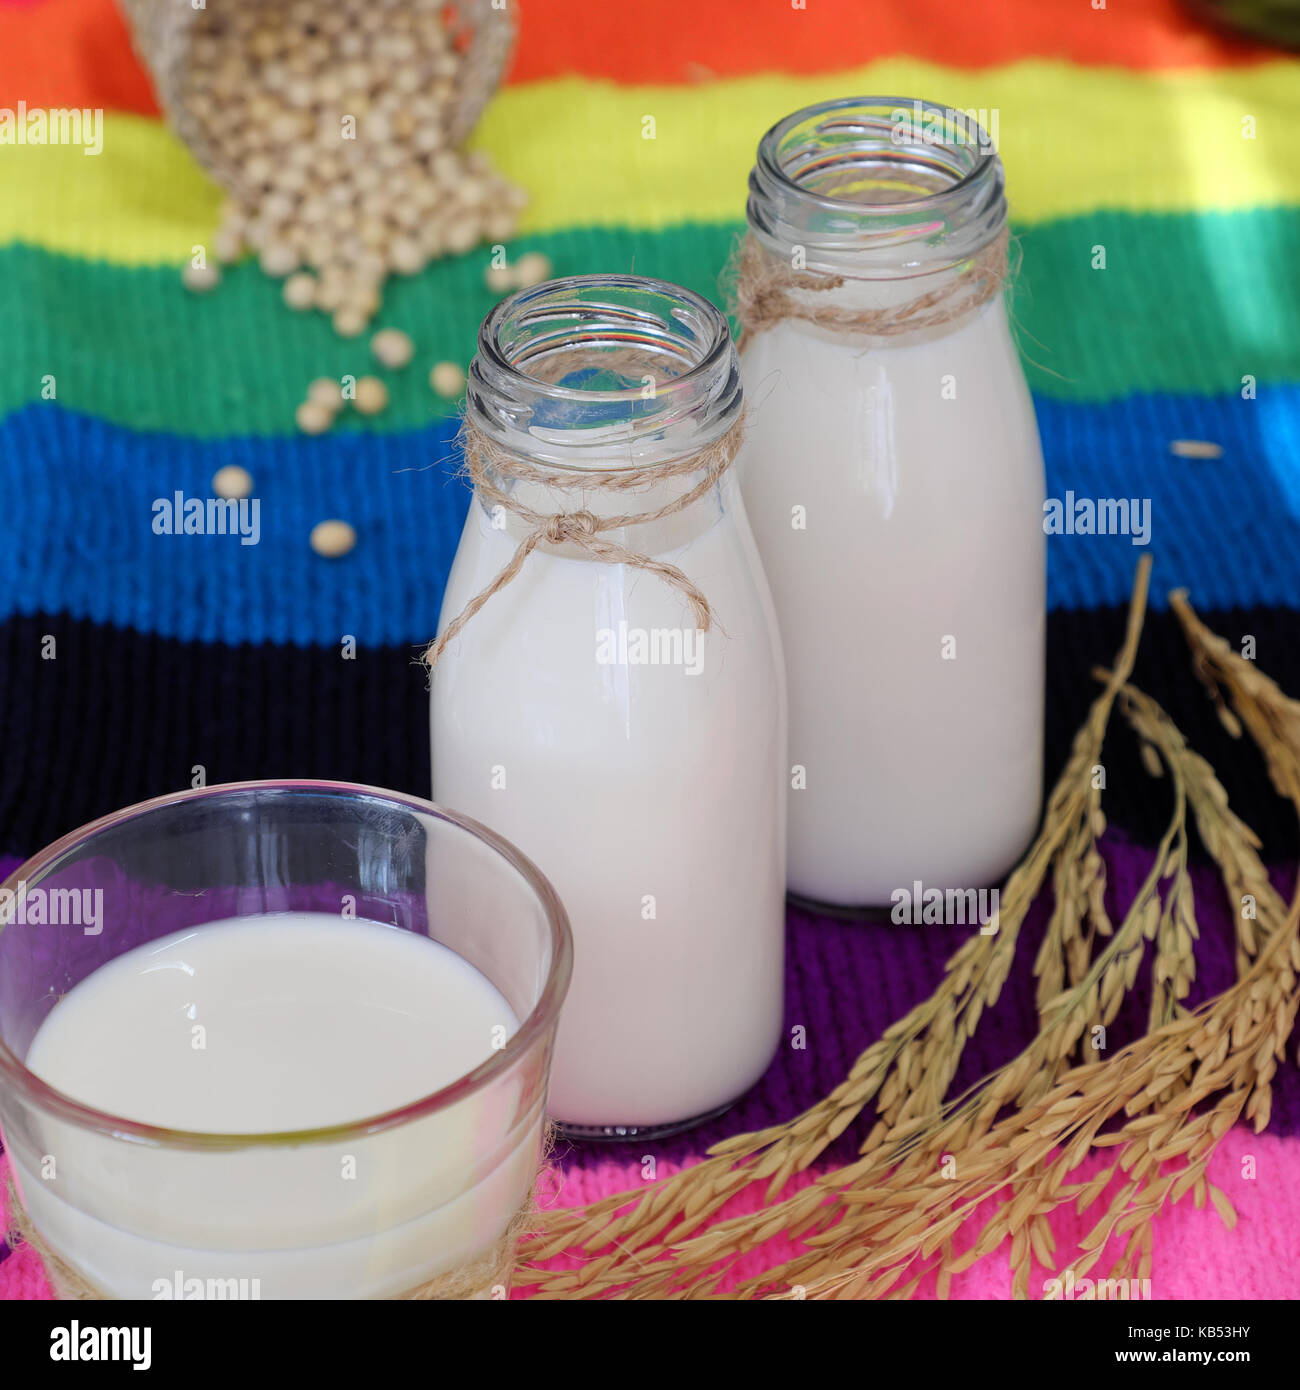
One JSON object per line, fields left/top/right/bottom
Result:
{"left": 0, "top": 0, "right": 158, "bottom": 113}
{"left": 508, "top": 0, "right": 1277, "bottom": 82}
{"left": 0, "top": 0, "right": 1279, "bottom": 117}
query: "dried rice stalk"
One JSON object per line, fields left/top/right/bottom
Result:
{"left": 1117, "top": 681, "right": 1277, "bottom": 987}
{"left": 516, "top": 558, "right": 1152, "bottom": 1296}
{"left": 1171, "top": 589, "right": 1300, "bottom": 824}
{"left": 515, "top": 580, "right": 1300, "bottom": 1299}
{"left": 790, "top": 884, "right": 1297, "bottom": 1300}
{"left": 772, "top": 605, "right": 1300, "bottom": 1299}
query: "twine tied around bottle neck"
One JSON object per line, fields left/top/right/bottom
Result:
{"left": 424, "top": 417, "right": 744, "bottom": 669}
{"left": 4, "top": 1165, "right": 537, "bottom": 1301}
{"left": 732, "top": 226, "right": 1012, "bottom": 343}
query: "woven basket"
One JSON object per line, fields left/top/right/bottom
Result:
{"left": 119, "top": 0, "right": 515, "bottom": 211}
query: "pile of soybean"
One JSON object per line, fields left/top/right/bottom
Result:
{"left": 176, "top": 0, "right": 522, "bottom": 336}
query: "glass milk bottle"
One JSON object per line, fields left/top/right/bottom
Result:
{"left": 736, "top": 97, "right": 1045, "bottom": 910}
{"left": 430, "top": 275, "right": 787, "bottom": 1138}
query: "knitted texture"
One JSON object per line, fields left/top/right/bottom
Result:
{"left": 2, "top": 387, "right": 1299, "bottom": 653}
{"left": 1, "top": 843, "right": 1297, "bottom": 1149}
{"left": 2, "top": 606, "right": 1298, "bottom": 865}
{"left": 5, "top": 210, "right": 1300, "bottom": 435}
{"left": 3, "top": 842, "right": 1299, "bottom": 1299}
{"left": 0, "top": 0, "right": 1279, "bottom": 112}
{"left": 7, "top": 1130, "right": 1299, "bottom": 1300}
{"left": 8, "top": 1131, "right": 1295, "bottom": 1300}
{"left": 7, "top": 64, "right": 1300, "bottom": 264}
{"left": 534, "top": 1129, "right": 1300, "bottom": 1300}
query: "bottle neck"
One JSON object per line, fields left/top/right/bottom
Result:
{"left": 463, "top": 275, "right": 744, "bottom": 552}
{"left": 745, "top": 97, "right": 1008, "bottom": 281}
{"left": 466, "top": 275, "right": 742, "bottom": 471}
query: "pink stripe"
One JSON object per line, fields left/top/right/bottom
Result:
{"left": 4, "top": 1128, "right": 1298, "bottom": 1299}
{"left": 525, "top": 1128, "right": 1300, "bottom": 1299}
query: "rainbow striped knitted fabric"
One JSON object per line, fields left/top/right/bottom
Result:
{"left": 1, "top": 0, "right": 1298, "bottom": 1299}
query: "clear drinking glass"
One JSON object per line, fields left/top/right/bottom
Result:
{"left": 431, "top": 274, "right": 787, "bottom": 1139}
{"left": 0, "top": 780, "right": 572, "bottom": 1299}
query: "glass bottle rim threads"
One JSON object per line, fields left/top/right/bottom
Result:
{"left": 427, "top": 275, "right": 746, "bottom": 669}
{"left": 746, "top": 95, "right": 1008, "bottom": 280}
{"left": 467, "top": 273, "right": 743, "bottom": 471}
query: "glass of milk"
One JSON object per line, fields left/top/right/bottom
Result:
{"left": 736, "top": 96, "right": 1046, "bottom": 911}
{"left": 0, "top": 781, "right": 572, "bottom": 1299}
{"left": 431, "top": 275, "right": 788, "bottom": 1139}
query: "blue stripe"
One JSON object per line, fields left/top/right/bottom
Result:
{"left": 0, "top": 407, "right": 469, "bottom": 648}
{"left": 0, "top": 389, "right": 1297, "bottom": 647}
{"left": 1039, "top": 382, "right": 1300, "bottom": 611}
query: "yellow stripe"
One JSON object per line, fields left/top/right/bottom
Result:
{"left": 4, "top": 116, "right": 222, "bottom": 263}
{"left": 3, "top": 58, "right": 1296, "bottom": 265}
{"left": 484, "top": 60, "right": 1300, "bottom": 230}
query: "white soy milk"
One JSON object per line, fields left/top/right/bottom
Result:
{"left": 431, "top": 477, "right": 786, "bottom": 1132}
{"left": 739, "top": 296, "right": 1045, "bottom": 906}
{"left": 15, "top": 913, "right": 533, "bottom": 1299}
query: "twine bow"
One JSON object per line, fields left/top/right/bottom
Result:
{"left": 424, "top": 419, "right": 743, "bottom": 668}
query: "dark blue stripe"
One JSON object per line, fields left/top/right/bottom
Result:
{"left": 0, "top": 388, "right": 1296, "bottom": 645}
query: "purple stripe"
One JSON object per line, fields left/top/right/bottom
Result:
{"left": 2, "top": 843, "right": 1297, "bottom": 1183}
{"left": 653, "top": 836, "right": 1296, "bottom": 1165}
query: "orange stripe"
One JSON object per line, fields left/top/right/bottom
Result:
{"left": 508, "top": 0, "right": 1277, "bottom": 82}
{"left": 0, "top": 0, "right": 1279, "bottom": 116}
{"left": 0, "top": 0, "right": 159, "bottom": 115}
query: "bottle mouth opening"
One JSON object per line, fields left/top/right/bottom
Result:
{"left": 479, "top": 275, "right": 730, "bottom": 396}
{"left": 748, "top": 96, "right": 1006, "bottom": 274}
{"left": 468, "top": 275, "right": 743, "bottom": 468}
{"left": 761, "top": 97, "right": 996, "bottom": 210}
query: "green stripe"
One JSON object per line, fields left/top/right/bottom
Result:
{"left": 4, "top": 209, "right": 1297, "bottom": 438}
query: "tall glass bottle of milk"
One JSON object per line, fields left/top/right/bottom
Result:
{"left": 736, "top": 97, "right": 1045, "bottom": 910}
{"left": 430, "top": 275, "right": 787, "bottom": 1137}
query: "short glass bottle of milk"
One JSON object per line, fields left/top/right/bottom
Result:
{"left": 735, "top": 97, "right": 1046, "bottom": 910}
{"left": 430, "top": 275, "right": 787, "bottom": 1138}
